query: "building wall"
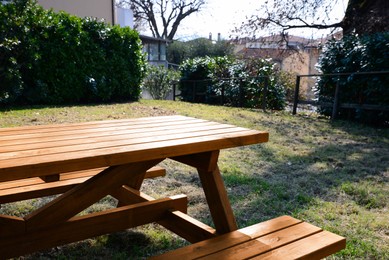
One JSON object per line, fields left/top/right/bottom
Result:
{"left": 38, "top": 0, "right": 114, "bottom": 24}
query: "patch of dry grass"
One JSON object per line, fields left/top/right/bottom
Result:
{"left": 1, "top": 100, "right": 388, "bottom": 259}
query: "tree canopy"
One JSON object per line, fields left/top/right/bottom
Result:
{"left": 118, "top": 0, "right": 205, "bottom": 40}
{"left": 241, "top": 0, "right": 389, "bottom": 36}
{"left": 167, "top": 38, "right": 234, "bottom": 65}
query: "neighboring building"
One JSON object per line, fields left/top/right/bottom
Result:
{"left": 37, "top": 0, "right": 168, "bottom": 67}
{"left": 38, "top": 0, "right": 115, "bottom": 25}
{"left": 232, "top": 34, "right": 325, "bottom": 99}
{"left": 140, "top": 35, "right": 170, "bottom": 67}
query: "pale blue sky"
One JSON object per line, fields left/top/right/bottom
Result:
{"left": 176, "top": 0, "right": 347, "bottom": 40}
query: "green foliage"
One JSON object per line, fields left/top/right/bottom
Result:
{"left": 316, "top": 32, "right": 389, "bottom": 125}
{"left": 0, "top": 0, "right": 146, "bottom": 105}
{"left": 142, "top": 65, "right": 180, "bottom": 100}
{"left": 167, "top": 38, "right": 234, "bottom": 65}
{"left": 277, "top": 71, "right": 296, "bottom": 101}
{"left": 179, "top": 56, "right": 286, "bottom": 110}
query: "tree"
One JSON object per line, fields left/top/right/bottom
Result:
{"left": 241, "top": 0, "right": 389, "bottom": 36}
{"left": 117, "top": 0, "right": 205, "bottom": 40}
{"left": 167, "top": 38, "right": 234, "bottom": 64}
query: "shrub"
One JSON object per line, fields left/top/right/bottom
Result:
{"left": 316, "top": 33, "right": 389, "bottom": 125}
{"left": 142, "top": 65, "right": 180, "bottom": 100}
{"left": 0, "top": 0, "right": 146, "bottom": 106}
{"left": 179, "top": 56, "right": 286, "bottom": 110}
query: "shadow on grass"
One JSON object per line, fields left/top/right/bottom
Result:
{"left": 226, "top": 139, "right": 388, "bottom": 223}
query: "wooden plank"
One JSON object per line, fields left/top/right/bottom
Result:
{"left": 0, "top": 215, "right": 25, "bottom": 237}
{"left": 251, "top": 230, "right": 346, "bottom": 260}
{"left": 24, "top": 160, "right": 162, "bottom": 231}
{"left": 112, "top": 185, "right": 157, "bottom": 205}
{"left": 0, "top": 176, "right": 90, "bottom": 204}
{"left": 197, "top": 222, "right": 322, "bottom": 259}
{"left": 172, "top": 151, "right": 219, "bottom": 172}
{"left": 157, "top": 210, "right": 217, "bottom": 243}
{"left": 0, "top": 167, "right": 157, "bottom": 190}
{"left": 0, "top": 195, "right": 188, "bottom": 259}
{"left": 238, "top": 215, "right": 302, "bottom": 238}
{"left": 151, "top": 230, "right": 251, "bottom": 260}
{"left": 196, "top": 151, "right": 237, "bottom": 233}
{"left": 111, "top": 186, "right": 216, "bottom": 243}
{"left": 39, "top": 174, "right": 59, "bottom": 182}
{"left": 0, "top": 119, "right": 212, "bottom": 148}
{"left": 0, "top": 117, "right": 205, "bottom": 140}
{"left": 0, "top": 122, "right": 226, "bottom": 152}
{"left": 0, "top": 125, "right": 251, "bottom": 160}
{"left": 0, "top": 166, "right": 165, "bottom": 204}
{"left": 151, "top": 216, "right": 302, "bottom": 260}
{"left": 0, "top": 115, "right": 190, "bottom": 135}
{"left": 0, "top": 130, "right": 268, "bottom": 182}
{"left": 144, "top": 166, "right": 166, "bottom": 179}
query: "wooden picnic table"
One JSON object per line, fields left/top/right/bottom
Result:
{"left": 0, "top": 115, "right": 268, "bottom": 258}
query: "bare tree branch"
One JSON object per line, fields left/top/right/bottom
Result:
{"left": 239, "top": 0, "right": 389, "bottom": 37}
{"left": 118, "top": 0, "right": 205, "bottom": 40}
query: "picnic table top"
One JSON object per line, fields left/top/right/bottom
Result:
{"left": 0, "top": 115, "right": 268, "bottom": 182}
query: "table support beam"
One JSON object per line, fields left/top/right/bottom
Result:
{"left": 172, "top": 151, "right": 238, "bottom": 234}
{"left": 112, "top": 185, "right": 217, "bottom": 243}
{"left": 0, "top": 195, "right": 187, "bottom": 259}
{"left": 24, "top": 159, "right": 162, "bottom": 231}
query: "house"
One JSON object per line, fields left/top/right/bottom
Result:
{"left": 37, "top": 0, "right": 168, "bottom": 67}
{"left": 231, "top": 34, "right": 325, "bottom": 100}
{"left": 38, "top": 0, "right": 116, "bottom": 25}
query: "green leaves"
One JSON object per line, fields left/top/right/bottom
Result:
{"left": 142, "top": 65, "right": 180, "bottom": 100}
{"left": 179, "top": 56, "right": 286, "bottom": 110}
{"left": 0, "top": 0, "right": 146, "bottom": 106}
{"left": 316, "top": 32, "right": 389, "bottom": 125}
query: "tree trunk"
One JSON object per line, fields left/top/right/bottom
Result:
{"left": 342, "top": 0, "right": 389, "bottom": 35}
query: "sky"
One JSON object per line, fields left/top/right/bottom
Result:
{"left": 174, "top": 0, "right": 348, "bottom": 41}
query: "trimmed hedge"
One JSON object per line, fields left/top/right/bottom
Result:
{"left": 0, "top": 0, "right": 146, "bottom": 105}
{"left": 316, "top": 33, "right": 389, "bottom": 125}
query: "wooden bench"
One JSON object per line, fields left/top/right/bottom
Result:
{"left": 152, "top": 215, "right": 346, "bottom": 260}
{"left": 0, "top": 166, "right": 166, "bottom": 204}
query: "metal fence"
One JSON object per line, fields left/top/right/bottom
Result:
{"left": 172, "top": 77, "right": 270, "bottom": 111}
{"left": 292, "top": 71, "right": 389, "bottom": 119}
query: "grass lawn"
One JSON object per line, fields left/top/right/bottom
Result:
{"left": 1, "top": 100, "right": 388, "bottom": 259}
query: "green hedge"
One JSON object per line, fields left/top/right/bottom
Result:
{"left": 0, "top": 0, "right": 146, "bottom": 105}
{"left": 179, "top": 56, "right": 286, "bottom": 110}
{"left": 316, "top": 33, "right": 389, "bottom": 125}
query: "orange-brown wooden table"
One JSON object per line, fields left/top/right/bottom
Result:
{"left": 0, "top": 115, "right": 268, "bottom": 258}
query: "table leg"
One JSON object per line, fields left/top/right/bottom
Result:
{"left": 172, "top": 151, "right": 238, "bottom": 234}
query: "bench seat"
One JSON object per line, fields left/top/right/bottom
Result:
{"left": 0, "top": 166, "right": 166, "bottom": 204}
{"left": 152, "top": 215, "right": 346, "bottom": 260}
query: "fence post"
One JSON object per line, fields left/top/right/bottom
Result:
{"left": 239, "top": 78, "right": 244, "bottom": 107}
{"left": 172, "top": 81, "right": 176, "bottom": 101}
{"left": 221, "top": 80, "right": 225, "bottom": 105}
{"left": 192, "top": 81, "right": 196, "bottom": 102}
{"left": 332, "top": 80, "right": 340, "bottom": 120}
{"left": 262, "top": 77, "right": 268, "bottom": 112}
{"left": 292, "top": 76, "right": 301, "bottom": 115}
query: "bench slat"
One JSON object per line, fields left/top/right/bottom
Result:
{"left": 152, "top": 216, "right": 346, "bottom": 260}
{"left": 251, "top": 230, "right": 346, "bottom": 260}
{"left": 197, "top": 222, "right": 322, "bottom": 259}
{"left": 0, "top": 166, "right": 165, "bottom": 204}
{"left": 150, "top": 216, "right": 302, "bottom": 259}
